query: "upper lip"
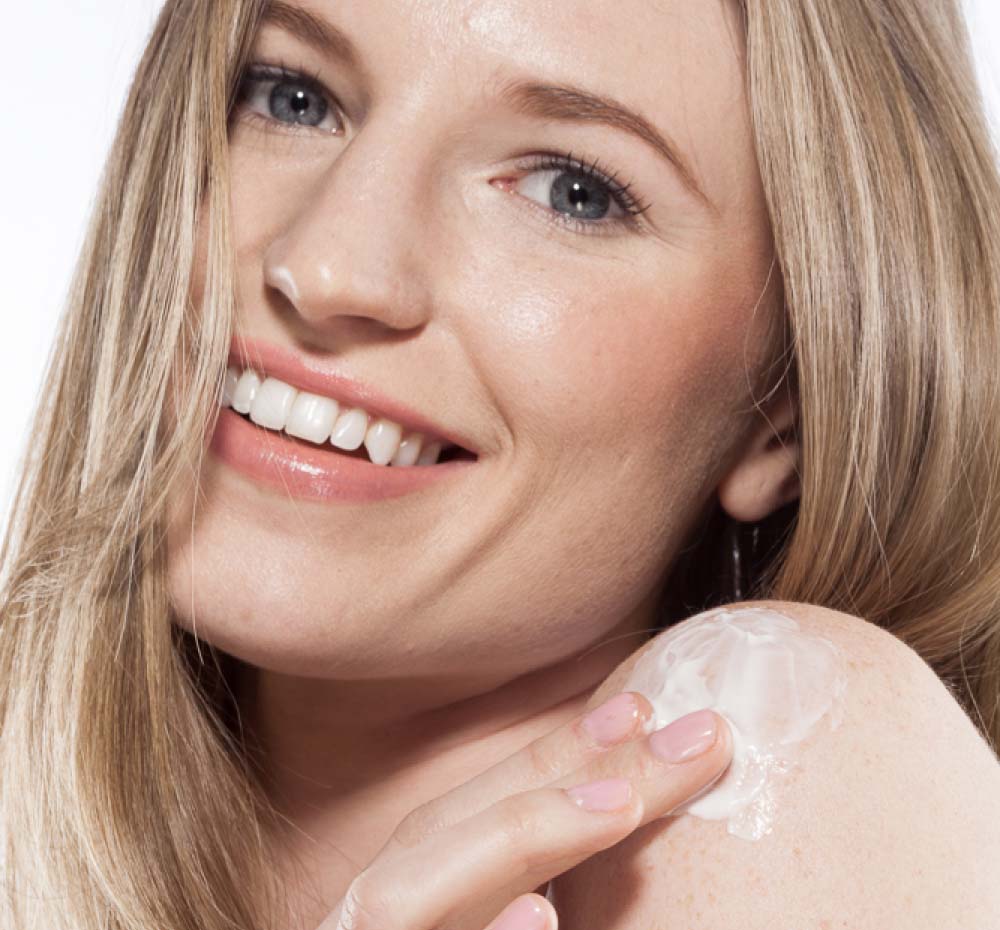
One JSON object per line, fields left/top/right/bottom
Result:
{"left": 227, "top": 336, "right": 478, "bottom": 455}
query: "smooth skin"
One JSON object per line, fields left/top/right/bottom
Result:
{"left": 162, "top": 0, "right": 1000, "bottom": 926}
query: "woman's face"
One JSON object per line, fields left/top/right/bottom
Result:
{"left": 167, "top": 0, "right": 784, "bottom": 681}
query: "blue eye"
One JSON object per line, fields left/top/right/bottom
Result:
{"left": 510, "top": 151, "right": 652, "bottom": 236}
{"left": 236, "top": 63, "right": 341, "bottom": 132}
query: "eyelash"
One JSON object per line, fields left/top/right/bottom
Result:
{"left": 233, "top": 61, "right": 653, "bottom": 237}
{"left": 513, "top": 151, "right": 652, "bottom": 236}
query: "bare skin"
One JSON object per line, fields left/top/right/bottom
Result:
{"left": 166, "top": 0, "right": 801, "bottom": 923}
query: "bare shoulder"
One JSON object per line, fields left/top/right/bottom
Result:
{"left": 551, "top": 599, "right": 1000, "bottom": 929}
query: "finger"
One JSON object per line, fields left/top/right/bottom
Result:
{"left": 481, "top": 893, "right": 557, "bottom": 930}
{"left": 389, "top": 690, "right": 655, "bottom": 849}
{"left": 319, "top": 710, "right": 731, "bottom": 930}
{"left": 546, "top": 707, "right": 734, "bottom": 814}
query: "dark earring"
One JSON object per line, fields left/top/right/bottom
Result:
{"left": 728, "top": 518, "right": 761, "bottom": 602}
{"left": 729, "top": 519, "right": 743, "bottom": 601}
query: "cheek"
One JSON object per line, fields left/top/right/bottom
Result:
{"left": 413, "top": 254, "right": 772, "bottom": 652}
{"left": 468, "top": 249, "right": 765, "bottom": 474}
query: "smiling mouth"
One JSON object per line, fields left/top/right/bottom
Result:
{"left": 223, "top": 354, "right": 481, "bottom": 467}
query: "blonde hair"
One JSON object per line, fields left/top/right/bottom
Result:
{"left": 1, "top": 0, "right": 998, "bottom": 927}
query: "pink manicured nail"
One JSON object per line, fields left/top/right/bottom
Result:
{"left": 565, "top": 777, "right": 633, "bottom": 812}
{"left": 648, "top": 709, "right": 719, "bottom": 763}
{"left": 488, "top": 894, "right": 551, "bottom": 930}
{"left": 580, "top": 692, "right": 640, "bottom": 746}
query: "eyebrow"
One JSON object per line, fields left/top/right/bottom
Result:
{"left": 261, "top": 0, "right": 363, "bottom": 72}
{"left": 261, "top": 1, "right": 713, "bottom": 212}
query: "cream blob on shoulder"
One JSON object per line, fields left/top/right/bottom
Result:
{"left": 622, "top": 605, "right": 848, "bottom": 842}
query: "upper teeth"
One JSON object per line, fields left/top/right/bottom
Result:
{"left": 220, "top": 366, "right": 449, "bottom": 466}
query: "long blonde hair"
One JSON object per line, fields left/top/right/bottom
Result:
{"left": 2, "top": 1, "right": 998, "bottom": 927}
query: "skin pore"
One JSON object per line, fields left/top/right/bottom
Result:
{"left": 165, "top": 0, "right": 799, "bottom": 919}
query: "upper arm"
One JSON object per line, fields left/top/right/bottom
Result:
{"left": 549, "top": 599, "right": 1000, "bottom": 929}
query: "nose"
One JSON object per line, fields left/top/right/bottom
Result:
{"left": 261, "top": 147, "right": 433, "bottom": 336}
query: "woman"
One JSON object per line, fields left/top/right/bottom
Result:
{"left": 2, "top": 0, "right": 999, "bottom": 927}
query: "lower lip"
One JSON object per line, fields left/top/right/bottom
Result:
{"left": 208, "top": 405, "right": 477, "bottom": 503}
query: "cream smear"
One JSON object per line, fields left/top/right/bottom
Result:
{"left": 622, "top": 605, "right": 848, "bottom": 841}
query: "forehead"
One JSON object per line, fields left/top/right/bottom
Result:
{"left": 266, "top": 0, "right": 758, "bottom": 217}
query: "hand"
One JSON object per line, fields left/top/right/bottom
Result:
{"left": 316, "top": 693, "right": 733, "bottom": 930}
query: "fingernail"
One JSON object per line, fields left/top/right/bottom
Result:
{"left": 648, "top": 709, "right": 719, "bottom": 764}
{"left": 580, "top": 692, "right": 641, "bottom": 746}
{"left": 489, "top": 894, "right": 551, "bottom": 930}
{"left": 565, "top": 777, "right": 633, "bottom": 812}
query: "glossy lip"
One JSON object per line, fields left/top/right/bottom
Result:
{"left": 210, "top": 405, "right": 476, "bottom": 503}
{"left": 227, "top": 335, "right": 479, "bottom": 455}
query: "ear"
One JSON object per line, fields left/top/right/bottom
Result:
{"left": 716, "top": 378, "right": 801, "bottom": 523}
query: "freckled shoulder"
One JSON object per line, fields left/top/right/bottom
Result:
{"left": 557, "top": 599, "right": 1000, "bottom": 930}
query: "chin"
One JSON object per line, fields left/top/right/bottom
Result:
{"left": 166, "top": 568, "right": 404, "bottom": 679}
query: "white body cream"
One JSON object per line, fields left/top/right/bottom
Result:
{"left": 622, "top": 605, "right": 848, "bottom": 841}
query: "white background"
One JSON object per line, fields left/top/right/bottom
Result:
{"left": 1, "top": 2, "right": 998, "bottom": 532}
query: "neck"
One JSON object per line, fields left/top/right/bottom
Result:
{"left": 231, "top": 611, "right": 656, "bottom": 880}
